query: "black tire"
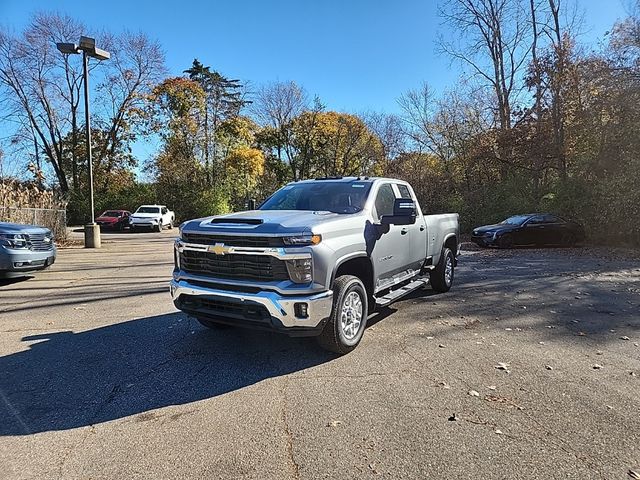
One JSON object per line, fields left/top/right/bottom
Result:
{"left": 168, "top": 219, "right": 174, "bottom": 230}
{"left": 430, "top": 248, "right": 455, "bottom": 293}
{"left": 562, "top": 232, "right": 576, "bottom": 247}
{"left": 317, "top": 275, "right": 368, "bottom": 355}
{"left": 195, "top": 317, "right": 231, "bottom": 330}
{"left": 155, "top": 222, "right": 162, "bottom": 232}
{"left": 498, "top": 233, "right": 514, "bottom": 249}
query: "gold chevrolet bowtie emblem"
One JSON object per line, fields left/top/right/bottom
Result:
{"left": 209, "top": 243, "right": 228, "bottom": 255}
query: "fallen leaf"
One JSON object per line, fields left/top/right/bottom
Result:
{"left": 486, "top": 385, "right": 497, "bottom": 390}
{"left": 495, "top": 429, "right": 503, "bottom": 435}
{"left": 545, "top": 365, "right": 553, "bottom": 370}
{"left": 425, "top": 336, "right": 434, "bottom": 340}
{"left": 448, "top": 413, "right": 459, "bottom": 421}
{"left": 495, "top": 362, "right": 510, "bottom": 371}
{"left": 468, "top": 390, "right": 480, "bottom": 397}
{"left": 438, "top": 344, "right": 446, "bottom": 349}
{"left": 620, "top": 336, "right": 630, "bottom": 341}
{"left": 629, "top": 469, "right": 640, "bottom": 480}
{"left": 539, "top": 341, "right": 546, "bottom": 345}
{"left": 577, "top": 332, "right": 587, "bottom": 336}
{"left": 606, "top": 405, "right": 613, "bottom": 410}
{"left": 327, "top": 420, "right": 343, "bottom": 427}
{"left": 593, "top": 364, "right": 603, "bottom": 369}
{"left": 438, "top": 381, "right": 451, "bottom": 389}
{"left": 596, "top": 350, "right": 604, "bottom": 355}
{"left": 504, "top": 328, "right": 512, "bottom": 331}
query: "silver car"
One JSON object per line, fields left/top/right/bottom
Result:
{"left": 0, "top": 222, "right": 57, "bottom": 278}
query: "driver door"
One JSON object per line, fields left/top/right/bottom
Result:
{"left": 370, "top": 183, "right": 412, "bottom": 290}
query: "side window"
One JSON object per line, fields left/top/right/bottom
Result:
{"left": 161, "top": 207, "right": 168, "bottom": 215}
{"left": 397, "top": 184, "right": 412, "bottom": 199}
{"left": 528, "top": 215, "right": 545, "bottom": 225}
{"left": 543, "top": 214, "right": 561, "bottom": 224}
{"left": 374, "top": 183, "right": 396, "bottom": 220}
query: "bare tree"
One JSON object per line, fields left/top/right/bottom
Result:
{"left": 360, "top": 111, "right": 405, "bottom": 169}
{"left": 0, "top": 13, "right": 165, "bottom": 192}
{"left": 439, "top": 0, "right": 531, "bottom": 130}
{"left": 252, "top": 80, "right": 308, "bottom": 164}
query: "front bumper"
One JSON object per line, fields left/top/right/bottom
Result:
{"left": 0, "top": 247, "right": 56, "bottom": 275}
{"left": 471, "top": 234, "right": 497, "bottom": 247}
{"left": 170, "top": 278, "right": 333, "bottom": 336}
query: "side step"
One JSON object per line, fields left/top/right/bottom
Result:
{"left": 375, "top": 277, "right": 429, "bottom": 308}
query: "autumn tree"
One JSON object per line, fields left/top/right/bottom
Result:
{"left": 0, "top": 13, "right": 165, "bottom": 196}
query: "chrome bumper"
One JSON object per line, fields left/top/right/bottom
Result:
{"left": 170, "top": 278, "right": 333, "bottom": 331}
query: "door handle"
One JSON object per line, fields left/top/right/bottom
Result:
{"left": 401, "top": 228, "right": 408, "bottom": 235}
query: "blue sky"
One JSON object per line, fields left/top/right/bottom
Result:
{"left": 0, "top": 0, "right": 630, "bottom": 177}
{"left": 0, "top": 0, "right": 628, "bottom": 114}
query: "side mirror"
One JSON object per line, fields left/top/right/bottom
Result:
{"left": 380, "top": 199, "right": 417, "bottom": 226}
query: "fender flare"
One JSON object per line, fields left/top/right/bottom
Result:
{"left": 330, "top": 252, "right": 373, "bottom": 286}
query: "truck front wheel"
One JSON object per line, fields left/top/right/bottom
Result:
{"left": 430, "top": 247, "right": 455, "bottom": 293}
{"left": 317, "top": 275, "right": 368, "bottom": 354}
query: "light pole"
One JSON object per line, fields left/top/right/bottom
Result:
{"left": 56, "top": 36, "right": 110, "bottom": 248}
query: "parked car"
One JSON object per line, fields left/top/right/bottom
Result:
{"left": 471, "top": 213, "right": 585, "bottom": 248}
{"left": 129, "top": 205, "right": 175, "bottom": 232}
{"left": 96, "top": 210, "right": 131, "bottom": 231}
{"left": 0, "top": 222, "right": 56, "bottom": 278}
{"left": 171, "top": 177, "right": 459, "bottom": 354}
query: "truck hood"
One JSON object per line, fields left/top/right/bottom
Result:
{"left": 0, "top": 222, "right": 50, "bottom": 235}
{"left": 183, "top": 210, "right": 345, "bottom": 236}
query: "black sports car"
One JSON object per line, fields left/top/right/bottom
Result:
{"left": 471, "top": 213, "right": 585, "bottom": 248}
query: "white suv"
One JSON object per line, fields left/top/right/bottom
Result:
{"left": 129, "top": 205, "right": 175, "bottom": 232}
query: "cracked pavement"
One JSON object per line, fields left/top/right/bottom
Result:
{"left": 0, "top": 231, "right": 639, "bottom": 479}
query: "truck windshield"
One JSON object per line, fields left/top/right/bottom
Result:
{"left": 260, "top": 181, "right": 372, "bottom": 214}
{"left": 136, "top": 207, "right": 160, "bottom": 214}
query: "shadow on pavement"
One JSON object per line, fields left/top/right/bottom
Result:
{"left": 0, "top": 313, "right": 334, "bottom": 436}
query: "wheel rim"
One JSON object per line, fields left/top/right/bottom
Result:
{"left": 445, "top": 254, "right": 454, "bottom": 286}
{"left": 340, "top": 291, "right": 363, "bottom": 340}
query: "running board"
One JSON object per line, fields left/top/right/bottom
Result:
{"left": 375, "top": 278, "right": 429, "bottom": 308}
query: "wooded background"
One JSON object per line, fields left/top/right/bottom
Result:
{"left": 1, "top": 1, "right": 639, "bottom": 245}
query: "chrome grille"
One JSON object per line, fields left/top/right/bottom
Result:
{"left": 180, "top": 250, "right": 288, "bottom": 282}
{"left": 27, "top": 233, "right": 54, "bottom": 252}
{"left": 182, "top": 233, "right": 284, "bottom": 247}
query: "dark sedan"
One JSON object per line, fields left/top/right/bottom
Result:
{"left": 471, "top": 214, "right": 585, "bottom": 248}
{"left": 96, "top": 210, "right": 131, "bottom": 231}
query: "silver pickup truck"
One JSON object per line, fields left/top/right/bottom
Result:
{"left": 171, "top": 177, "right": 459, "bottom": 353}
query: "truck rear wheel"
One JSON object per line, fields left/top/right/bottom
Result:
{"left": 430, "top": 247, "right": 455, "bottom": 293}
{"left": 317, "top": 275, "right": 368, "bottom": 355}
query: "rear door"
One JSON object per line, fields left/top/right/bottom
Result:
{"left": 370, "top": 182, "right": 412, "bottom": 289}
{"left": 395, "top": 182, "right": 427, "bottom": 270}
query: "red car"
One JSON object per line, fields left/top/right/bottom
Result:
{"left": 96, "top": 210, "right": 131, "bottom": 231}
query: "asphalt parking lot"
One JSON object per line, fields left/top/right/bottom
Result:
{"left": 1, "top": 231, "right": 639, "bottom": 479}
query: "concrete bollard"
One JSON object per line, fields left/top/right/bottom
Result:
{"left": 84, "top": 223, "right": 101, "bottom": 248}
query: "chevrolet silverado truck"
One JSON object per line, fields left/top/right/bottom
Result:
{"left": 171, "top": 177, "right": 459, "bottom": 354}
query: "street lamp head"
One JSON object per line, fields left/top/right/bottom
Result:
{"left": 91, "top": 47, "right": 111, "bottom": 61}
{"left": 79, "top": 36, "right": 96, "bottom": 51}
{"left": 56, "top": 42, "right": 79, "bottom": 55}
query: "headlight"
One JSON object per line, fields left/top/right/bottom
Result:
{"left": 282, "top": 234, "right": 322, "bottom": 246}
{"left": 0, "top": 233, "right": 28, "bottom": 249}
{"left": 285, "top": 258, "right": 313, "bottom": 283}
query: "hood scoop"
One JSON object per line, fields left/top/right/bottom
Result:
{"left": 209, "top": 218, "right": 263, "bottom": 225}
